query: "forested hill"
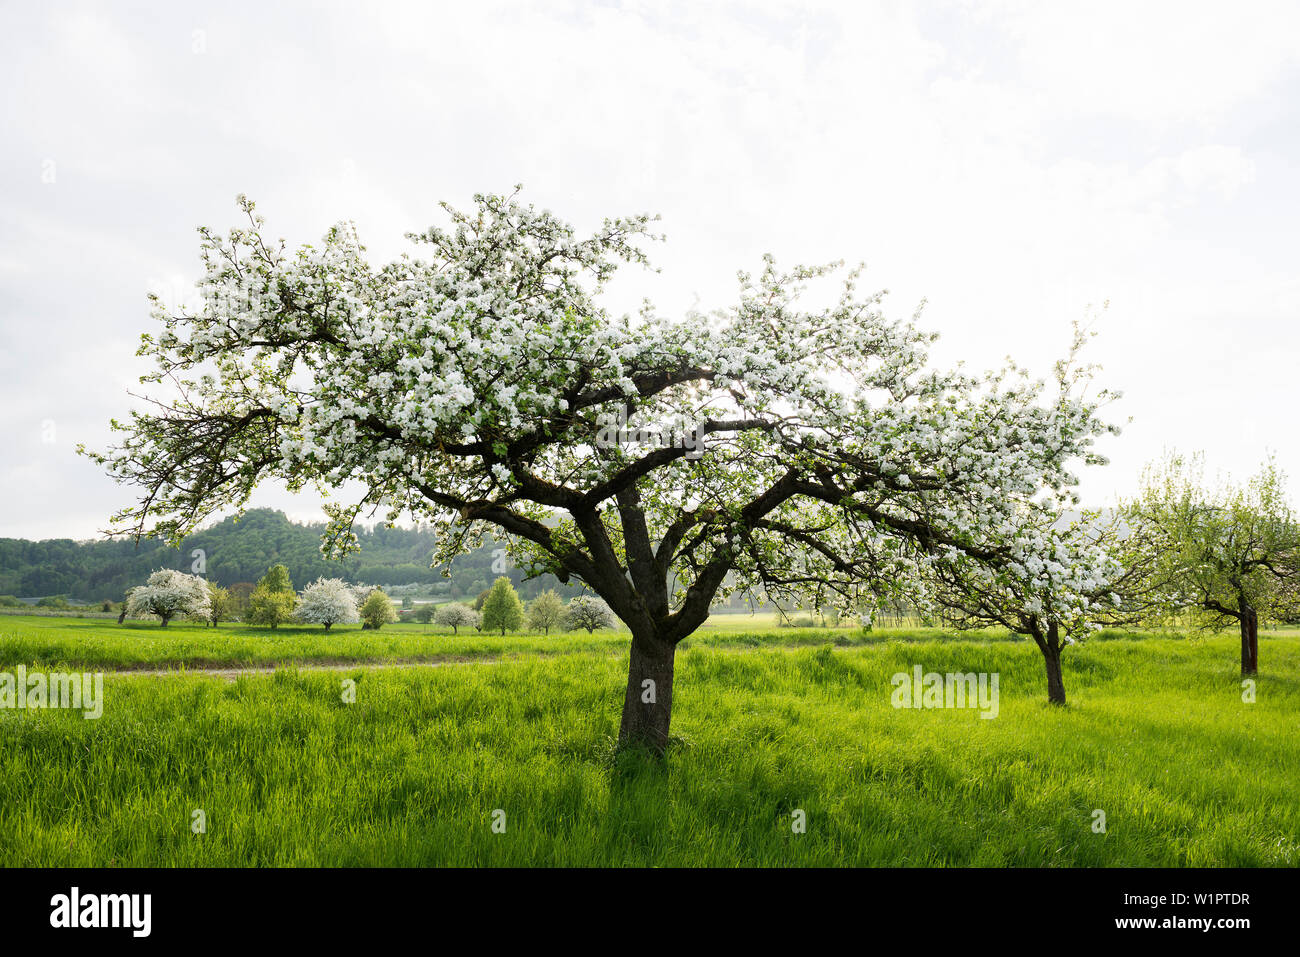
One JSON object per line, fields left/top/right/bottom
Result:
{"left": 0, "top": 508, "right": 545, "bottom": 602}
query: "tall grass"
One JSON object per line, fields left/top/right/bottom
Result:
{"left": 1, "top": 632, "right": 1295, "bottom": 866}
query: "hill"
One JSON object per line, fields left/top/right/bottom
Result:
{"left": 0, "top": 508, "right": 564, "bottom": 603}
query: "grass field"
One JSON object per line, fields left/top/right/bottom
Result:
{"left": 0, "top": 613, "right": 1018, "bottom": 671}
{"left": 2, "top": 614, "right": 1297, "bottom": 866}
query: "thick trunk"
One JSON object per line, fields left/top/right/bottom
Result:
{"left": 1043, "top": 641, "right": 1066, "bottom": 705}
{"left": 617, "top": 632, "right": 676, "bottom": 755}
{"left": 1240, "top": 605, "right": 1258, "bottom": 676}
{"left": 1030, "top": 620, "right": 1066, "bottom": 705}
{"left": 324, "top": 622, "right": 332, "bottom": 632}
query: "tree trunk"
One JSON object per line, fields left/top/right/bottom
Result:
{"left": 617, "top": 632, "right": 676, "bottom": 755}
{"left": 1043, "top": 640, "right": 1066, "bottom": 705}
{"left": 324, "top": 622, "right": 332, "bottom": 632}
{"left": 1240, "top": 605, "right": 1258, "bottom": 676}
{"left": 1031, "top": 620, "right": 1066, "bottom": 705}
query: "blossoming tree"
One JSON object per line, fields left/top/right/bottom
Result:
{"left": 124, "top": 568, "right": 211, "bottom": 627}
{"left": 919, "top": 508, "right": 1160, "bottom": 704}
{"left": 433, "top": 602, "right": 479, "bottom": 634}
{"left": 84, "top": 189, "right": 1118, "bottom": 753}
{"left": 295, "top": 577, "right": 360, "bottom": 631}
{"left": 564, "top": 595, "right": 619, "bottom": 633}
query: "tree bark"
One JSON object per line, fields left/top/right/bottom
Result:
{"left": 617, "top": 631, "right": 676, "bottom": 755}
{"left": 1043, "top": 640, "right": 1066, "bottom": 705}
{"left": 1240, "top": 604, "right": 1258, "bottom": 676}
{"left": 1030, "top": 620, "right": 1066, "bottom": 705}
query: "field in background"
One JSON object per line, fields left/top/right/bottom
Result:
{"left": 0, "top": 612, "right": 1026, "bottom": 671}
{"left": 1, "top": 618, "right": 1296, "bottom": 866}
{"left": 0, "top": 613, "right": 1291, "bottom": 672}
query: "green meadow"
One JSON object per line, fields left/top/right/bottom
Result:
{"left": 1, "top": 614, "right": 1296, "bottom": 866}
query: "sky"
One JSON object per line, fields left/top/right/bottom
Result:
{"left": 2, "top": 0, "right": 1298, "bottom": 540}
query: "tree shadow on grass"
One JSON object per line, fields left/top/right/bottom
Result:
{"left": 600, "top": 736, "right": 690, "bottom": 863}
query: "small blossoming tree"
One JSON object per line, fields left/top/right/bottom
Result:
{"left": 295, "top": 577, "right": 360, "bottom": 631}
{"left": 433, "top": 602, "right": 479, "bottom": 634}
{"left": 124, "top": 568, "right": 211, "bottom": 627}
{"left": 85, "top": 189, "right": 1119, "bottom": 754}
{"left": 564, "top": 595, "right": 619, "bottom": 633}
{"left": 918, "top": 508, "right": 1160, "bottom": 704}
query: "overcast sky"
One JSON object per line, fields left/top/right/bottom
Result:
{"left": 3, "top": 0, "right": 1298, "bottom": 540}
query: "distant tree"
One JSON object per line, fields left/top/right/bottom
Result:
{"left": 203, "top": 582, "right": 233, "bottom": 627}
{"left": 227, "top": 581, "right": 255, "bottom": 619}
{"left": 259, "top": 563, "right": 294, "bottom": 593}
{"left": 564, "top": 595, "right": 618, "bottom": 633}
{"left": 922, "top": 511, "right": 1161, "bottom": 704}
{"left": 1125, "top": 453, "right": 1300, "bottom": 676}
{"left": 0, "top": 595, "right": 23, "bottom": 607}
{"left": 296, "top": 577, "right": 360, "bottom": 631}
{"left": 434, "top": 602, "right": 479, "bottom": 635}
{"left": 412, "top": 604, "right": 436, "bottom": 624}
{"left": 526, "top": 590, "right": 564, "bottom": 635}
{"left": 246, "top": 564, "right": 297, "bottom": 629}
{"left": 36, "top": 596, "right": 70, "bottom": 609}
{"left": 247, "top": 587, "right": 295, "bottom": 628}
{"left": 124, "top": 569, "right": 211, "bottom": 626}
{"left": 481, "top": 577, "right": 524, "bottom": 635}
{"left": 359, "top": 588, "right": 398, "bottom": 630}
{"left": 99, "top": 599, "right": 115, "bottom": 612}
{"left": 473, "top": 589, "right": 491, "bottom": 613}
